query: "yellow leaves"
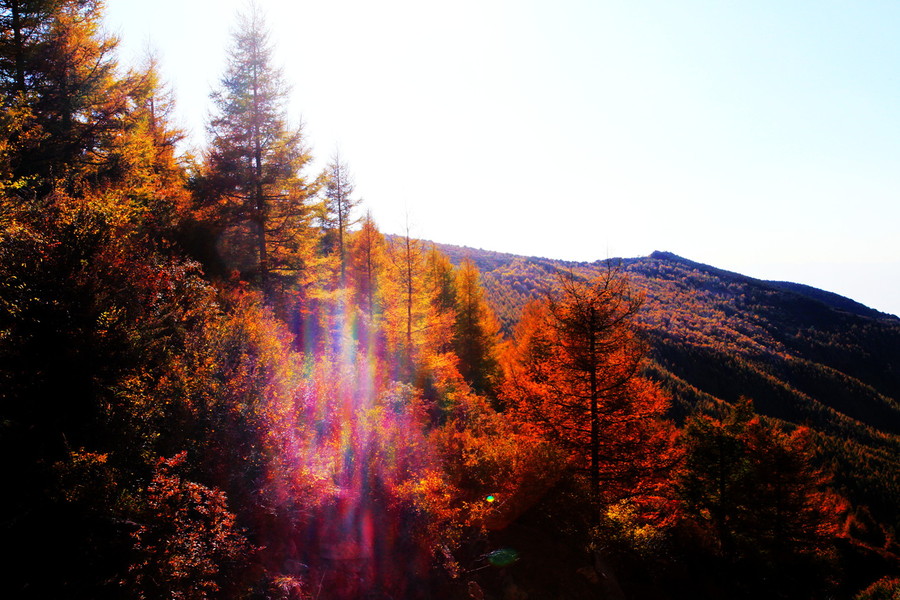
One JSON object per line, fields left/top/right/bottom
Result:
{"left": 0, "top": 103, "right": 42, "bottom": 193}
{"left": 394, "top": 468, "right": 463, "bottom": 548}
{"left": 401, "top": 469, "right": 457, "bottom": 513}
{"left": 346, "top": 212, "right": 386, "bottom": 320}
{"left": 594, "top": 499, "right": 668, "bottom": 557}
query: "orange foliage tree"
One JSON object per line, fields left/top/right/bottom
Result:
{"left": 347, "top": 211, "right": 385, "bottom": 325}
{"left": 382, "top": 229, "right": 454, "bottom": 383}
{"left": 0, "top": 0, "right": 128, "bottom": 193}
{"left": 320, "top": 150, "right": 360, "bottom": 284}
{"left": 501, "top": 268, "right": 677, "bottom": 512}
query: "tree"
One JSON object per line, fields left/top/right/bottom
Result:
{"left": 383, "top": 226, "right": 428, "bottom": 379}
{"left": 202, "top": 3, "right": 317, "bottom": 295}
{"left": 452, "top": 258, "right": 501, "bottom": 396}
{"left": 501, "top": 267, "right": 675, "bottom": 503}
{"left": 321, "top": 150, "right": 360, "bottom": 284}
{"left": 679, "top": 400, "right": 842, "bottom": 568}
{"left": 0, "top": 0, "right": 34, "bottom": 95}
{"left": 425, "top": 245, "right": 456, "bottom": 310}
{"left": 0, "top": 0, "right": 129, "bottom": 192}
{"left": 382, "top": 227, "right": 455, "bottom": 383}
{"left": 347, "top": 210, "right": 385, "bottom": 323}
{"left": 105, "top": 54, "right": 189, "bottom": 236}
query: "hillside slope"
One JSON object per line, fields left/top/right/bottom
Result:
{"left": 436, "top": 243, "right": 900, "bottom": 529}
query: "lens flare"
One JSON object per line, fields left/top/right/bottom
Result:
{"left": 487, "top": 547, "right": 519, "bottom": 567}
{"left": 257, "top": 294, "right": 446, "bottom": 598}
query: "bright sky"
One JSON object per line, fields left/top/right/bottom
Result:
{"left": 103, "top": 0, "right": 900, "bottom": 317}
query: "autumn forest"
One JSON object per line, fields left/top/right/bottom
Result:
{"left": 1, "top": 2, "right": 898, "bottom": 599}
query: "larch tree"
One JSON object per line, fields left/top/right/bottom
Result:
{"left": 424, "top": 244, "right": 457, "bottom": 357}
{"left": 383, "top": 227, "right": 454, "bottom": 381}
{"left": 453, "top": 258, "right": 502, "bottom": 397}
{"left": 321, "top": 150, "right": 360, "bottom": 284}
{"left": 501, "top": 267, "right": 676, "bottom": 504}
{"left": 425, "top": 245, "right": 456, "bottom": 316}
{"left": 348, "top": 211, "right": 385, "bottom": 323}
{"left": 105, "top": 54, "right": 189, "bottom": 234}
{"left": 384, "top": 226, "right": 426, "bottom": 378}
{"left": 0, "top": 0, "right": 128, "bottom": 192}
{"left": 202, "top": 3, "right": 318, "bottom": 296}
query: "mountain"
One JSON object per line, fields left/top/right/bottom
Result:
{"left": 435, "top": 243, "right": 900, "bottom": 531}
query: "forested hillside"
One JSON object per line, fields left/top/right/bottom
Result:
{"left": 439, "top": 243, "right": 900, "bottom": 534}
{"left": 1, "top": 3, "right": 898, "bottom": 599}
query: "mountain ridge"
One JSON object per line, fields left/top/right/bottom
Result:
{"left": 647, "top": 250, "right": 896, "bottom": 321}
{"left": 432, "top": 241, "right": 895, "bottom": 320}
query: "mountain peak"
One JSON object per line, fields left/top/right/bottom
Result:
{"left": 649, "top": 250, "right": 684, "bottom": 261}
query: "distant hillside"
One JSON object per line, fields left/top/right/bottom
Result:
{"left": 435, "top": 242, "right": 900, "bottom": 530}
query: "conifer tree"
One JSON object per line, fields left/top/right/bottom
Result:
{"left": 425, "top": 245, "right": 456, "bottom": 317}
{"left": 453, "top": 258, "right": 502, "bottom": 396}
{"left": 384, "top": 226, "right": 426, "bottom": 378}
{"left": 321, "top": 150, "right": 359, "bottom": 284}
{"left": 202, "top": 3, "right": 317, "bottom": 295}
{"left": 105, "top": 55, "right": 188, "bottom": 234}
{"left": 383, "top": 227, "right": 454, "bottom": 381}
{"left": 0, "top": 0, "right": 127, "bottom": 191}
{"left": 501, "top": 268, "right": 674, "bottom": 502}
{"left": 347, "top": 211, "right": 385, "bottom": 323}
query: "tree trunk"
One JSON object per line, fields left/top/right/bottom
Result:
{"left": 405, "top": 236, "right": 413, "bottom": 371}
{"left": 251, "top": 62, "right": 268, "bottom": 295}
{"left": 11, "top": 0, "right": 25, "bottom": 93}
{"left": 337, "top": 165, "right": 345, "bottom": 284}
{"left": 589, "top": 307, "right": 600, "bottom": 498}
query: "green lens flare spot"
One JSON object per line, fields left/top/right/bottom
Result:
{"left": 487, "top": 548, "right": 519, "bottom": 567}
{"left": 485, "top": 494, "right": 496, "bottom": 503}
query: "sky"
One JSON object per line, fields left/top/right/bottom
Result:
{"left": 103, "top": 0, "right": 900, "bottom": 316}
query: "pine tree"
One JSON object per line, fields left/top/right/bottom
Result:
{"left": 202, "top": 3, "right": 317, "bottom": 295}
